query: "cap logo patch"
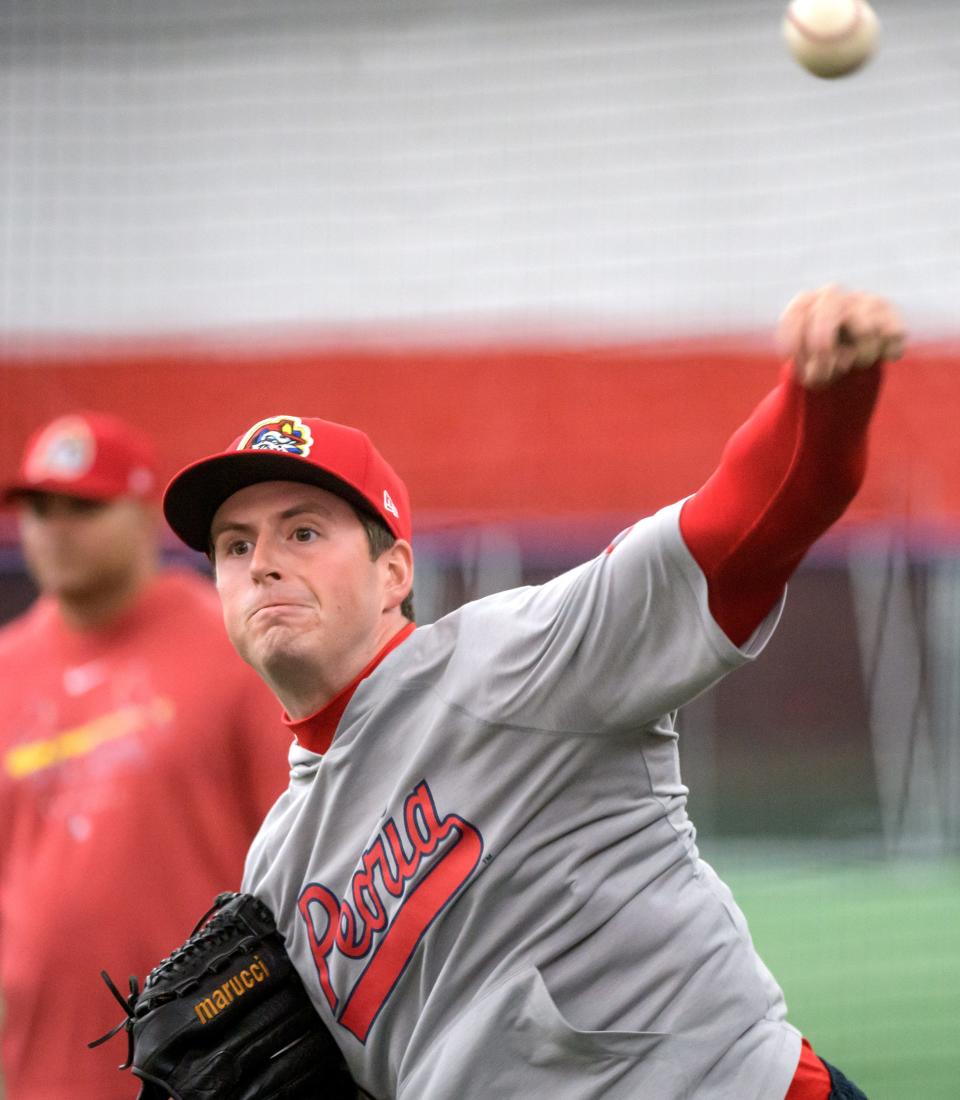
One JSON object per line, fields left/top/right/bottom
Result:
{"left": 24, "top": 417, "right": 96, "bottom": 484}
{"left": 237, "top": 416, "right": 313, "bottom": 457}
{"left": 383, "top": 489, "right": 399, "bottom": 520}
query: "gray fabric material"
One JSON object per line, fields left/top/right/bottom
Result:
{"left": 244, "top": 501, "right": 800, "bottom": 1099}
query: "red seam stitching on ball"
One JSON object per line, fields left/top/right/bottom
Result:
{"left": 786, "top": 0, "right": 863, "bottom": 44}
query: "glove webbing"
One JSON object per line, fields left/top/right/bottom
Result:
{"left": 87, "top": 891, "right": 265, "bottom": 1065}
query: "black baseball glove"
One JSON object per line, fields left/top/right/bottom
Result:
{"left": 89, "top": 891, "right": 357, "bottom": 1100}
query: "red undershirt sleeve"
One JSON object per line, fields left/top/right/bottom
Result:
{"left": 678, "top": 361, "right": 884, "bottom": 648}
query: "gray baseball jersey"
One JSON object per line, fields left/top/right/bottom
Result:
{"left": 243, "top": 500, "right": 800, "bottom": 1099}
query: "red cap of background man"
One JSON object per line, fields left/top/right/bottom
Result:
{"left": 2, "top": 411, "right": 159, "bottom": 505}
{"left": 162, "top": 414, "right": 411, "bottom": 552}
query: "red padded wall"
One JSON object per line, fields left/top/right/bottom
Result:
{"left": 1, "top": 334, "right": 957, "bottom": 535}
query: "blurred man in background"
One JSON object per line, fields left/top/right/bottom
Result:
{"left": 0, "top": 411, "right": 291, "bottom": 1100}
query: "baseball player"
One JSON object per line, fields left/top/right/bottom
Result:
{"left": 161, "top": 285, "right": 902, "bottom": 1099}
{"left": 0, "top": 412, "right": 291, "bottom": 1100}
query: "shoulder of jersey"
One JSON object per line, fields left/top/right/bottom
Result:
{"left": 0, "top": 598, "right": 55, "bottom": 656}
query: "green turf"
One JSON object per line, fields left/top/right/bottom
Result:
{"left": 710, "top": 848, "right": 960, "bottom": 1099}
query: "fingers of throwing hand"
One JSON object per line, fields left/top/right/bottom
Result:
{"left": 779, "top": 286, "right": 905, "bottom": 389}
{"left": 775, "top": 289, "right": 817, "bottom": 364}
{"left": 842, "top": 294, "right": 900, "bottom": 369}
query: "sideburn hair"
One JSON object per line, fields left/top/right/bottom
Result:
{"left": 355, "top": 509, "right": 415, "bottom": 623}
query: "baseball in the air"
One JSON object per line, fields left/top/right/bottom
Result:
{"left": 783, "top": 0, "right": 880, "bottom": 79}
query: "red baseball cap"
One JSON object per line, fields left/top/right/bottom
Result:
{"left": 2, "top": 411, "right": 158, "bottom": 505}
{"left": 163, "top": 414, "right": 411, "bottom": 552}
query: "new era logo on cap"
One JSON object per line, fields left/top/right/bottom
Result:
{"left": 383, "top": 490, "right": 399, "bottom": 520}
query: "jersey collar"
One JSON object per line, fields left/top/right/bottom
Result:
{"left": 284, "top": 621, "right": 416, "bottom": 755}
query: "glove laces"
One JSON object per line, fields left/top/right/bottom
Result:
{"left": 87, "top": 891, "right": 250, "bottom": 1063}
{"left": 86, "top": 970, "right": 140, "bottom": 1068}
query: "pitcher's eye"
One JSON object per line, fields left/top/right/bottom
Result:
{"left": 293, "top": 527, "right": 318, "bottom": 543}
